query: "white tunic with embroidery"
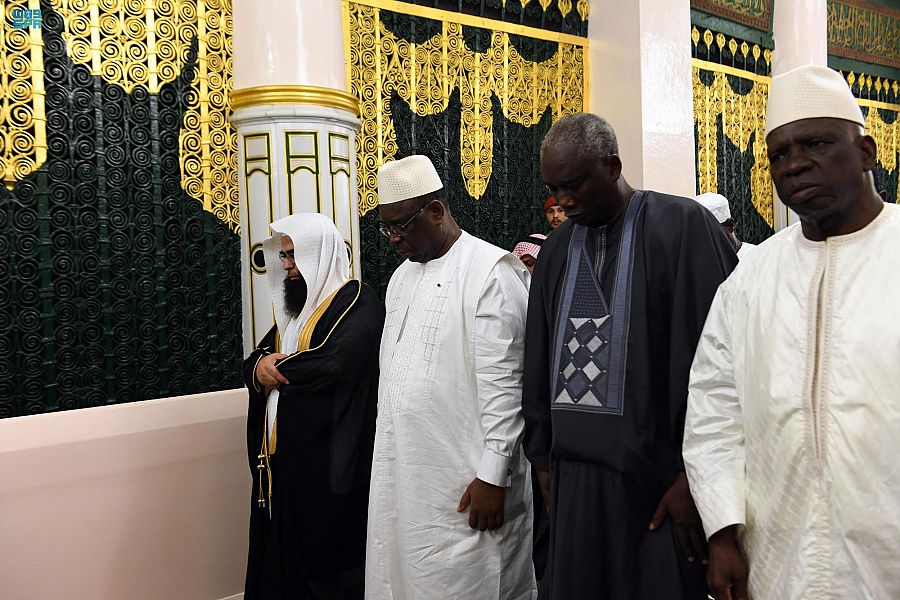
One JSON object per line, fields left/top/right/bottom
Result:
{"left": 365, "top": 231, "right": 535, "bottom": 600}
{"left": 684, "top": 204, "right": 900, "bottom": 599}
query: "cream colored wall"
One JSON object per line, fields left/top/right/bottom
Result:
{"left": 589, "top": 0, "right": 696, "bottom": 197}
{"left": 233, "top": 0, "right": 346, "bottom": 90}
{"left": 0, "top": 390, "right": 251, "bottom": 600}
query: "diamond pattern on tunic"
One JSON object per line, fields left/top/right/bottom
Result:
{"left": 583, "top": 361, "right": 602, "bottom": 380}
{"left": 580, "top": 390, "right": 603, "bottom": 407}
{"left": 555, "top": 316, "right": 611, "bottom": 406}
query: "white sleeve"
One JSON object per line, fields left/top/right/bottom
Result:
{"left": 683, "top": 283, "right": 747, "bottom": 539}
{"left": 473, "top": 256, "right": 530, "bottom": 487}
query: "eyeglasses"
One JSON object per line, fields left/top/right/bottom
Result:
{"left": 277, "top": 250, "right": 296, "bottom": 264}
{"left": 378, "top": 201, "right": 432, "bottom": 238}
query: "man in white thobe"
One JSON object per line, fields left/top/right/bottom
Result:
{"left": 684, "top": 65, "right": 900, "bottom": 600}
{"left": 694, "top": 192, "right": 757, "bottom": 259}
{"left": 365, "top": 155, "right": 535, "bottom": 599}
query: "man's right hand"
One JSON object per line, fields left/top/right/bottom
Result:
{"left": 537, "top": 468, "right": 552, "bottom": 513}
{"left": 255, "top": 353, "right": 289, "bottom": 391}
{"left": 707, "top": 525, "right": 749, "bottom": 600}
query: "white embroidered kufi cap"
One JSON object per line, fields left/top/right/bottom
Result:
{"left": 377, "top": 155, "right": 443, "bottom": 205}
{"left": 765, "top": 65, "right": 865, "bottom": 137}
{"left": 694, "top": 193, "right": 731, "bottom": 224}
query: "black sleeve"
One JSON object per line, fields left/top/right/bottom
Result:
{"left": 273, "top": 290, "right": 385, "bottom": 398}
{"left": 242, "top": 326, "right": 278, "bottom": 396}
{"left": 243, "top": 325, "right": 277, "bottom": 469}
{"left": 659, "top": 204, "right": 738, "bottom": 472}
{"left": 522, "top": 249, "right": 554, "bottom": 471}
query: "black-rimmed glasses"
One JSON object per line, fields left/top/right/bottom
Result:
{"left": 378, "top": 201, "right": 431, "bottom": 238}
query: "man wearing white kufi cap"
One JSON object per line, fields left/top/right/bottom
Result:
{"left": 693, "top": 192, "right": 757, "bottom": 259}
{"left": 365, "top": 155, "right": 535, "bottom": 599}
{"left": 242, "top": 213, "right": 383, "bottom": 599}
{"left": 684, "top": 64, "right": 900, "bottom": 599}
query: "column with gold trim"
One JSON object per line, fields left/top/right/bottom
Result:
{"left": 231, "top": 0, "right": 361, "bottom": 352}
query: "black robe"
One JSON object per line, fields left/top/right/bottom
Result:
{"left": 523, "top": 192, "right": 737, "bottom": 599}
{"left": 242, "top": 280, "right": 384, "bottom": 600}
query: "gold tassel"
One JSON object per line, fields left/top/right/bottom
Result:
{"left": 256, "top": 451, "right": 267, "bottom": 508}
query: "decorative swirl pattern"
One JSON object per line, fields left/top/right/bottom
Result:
{"left": 0, "top": 4, "right": 242, "bottom": 417}
{"left": 0, "top": 1, "right": 46, "bottom": 188}
{"left": 1, "top": 1, "right": 237, "bottom": 232}
{"left": 692, "top": 26, "right": 898, "bottom": 244}
{"left": 349, "top": 4, "right": 580, "bottom": 294}
{"left": 348, "top": 2, "right": 585, "bottom": 214}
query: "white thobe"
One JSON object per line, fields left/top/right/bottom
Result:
{"left": 366, "top": 231, "right": 535, "bottom": 600}
{"left": 736, "top": 241, "right": 757, "bottom": 259}
{"left": 684, "top": 203, "right": 900, "bottom": 599}
{"left": 265, "top": 314, "right": 301, "bottom": 444}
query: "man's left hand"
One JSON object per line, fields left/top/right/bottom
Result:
{"left": 457, "top": 477, "right": 506, "bottom": 531}
{"left": 649, "top": 471, "right": 707, "bottom": 564}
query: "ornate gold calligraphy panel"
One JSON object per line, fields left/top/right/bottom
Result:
{"left": 828, "top": 0, "right": 900, "bottom": 70}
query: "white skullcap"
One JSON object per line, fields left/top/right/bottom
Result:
{"left": 377, "top": 155, "right": 443, "bottom": 205}
{"left": 765, "top": 65, "right": 865, "bottom": 137}
{"left": 694, "top": 193, "right": 731, "bottom": 223}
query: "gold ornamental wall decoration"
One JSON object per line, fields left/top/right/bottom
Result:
{"left": 692, "top": 27, "right": 900, "bottom": 227}
{"left": 0, "top": 0, "right": 46, "bottom": 189}
{"left": 344, "top": 0, "right": 588, "bottom": 216}
{"left": 0, "top": 0, "right": 237, "bottom": 231}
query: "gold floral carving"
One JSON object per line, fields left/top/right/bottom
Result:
{"left": 0, "top": 0, "right": 237, "bottom": 231}
{"left": 693, "top": 66, "right": 774, "bottom": 226}
{"left": 692, "top": 27, "right": 900, "bottom": 227}
{"left": 0, "top": 0, "right": 46, "bottom": 189}
{"left": 346, "top": 1, "right": 586, "bottom": 215}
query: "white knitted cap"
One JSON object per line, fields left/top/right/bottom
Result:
{"left": 377, "top": 155, "right": 444, "bottom": 205}
{"left": 694, "top": 192, "right": 731, "bottom": 223}
{"left": 765, "top": 65, "right": 865, "bottom": 137}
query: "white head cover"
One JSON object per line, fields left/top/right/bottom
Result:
{"left": 765, "top": 65, "right": 865, "bottom": 137}
{"left": 263, "top": 213, "right": 350, "bottom": 336}
{"left": 694, "top": 192, "right": 731, "bottom": 223}
{"left": 377, "top": 155, "right": 443, "bottom": 205}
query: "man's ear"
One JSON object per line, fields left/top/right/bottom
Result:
{"left": 606, "top": 155, "right": 623, "bottom": 180}
{"left": 427, "top": 199, "right": 446, "bottom": 223}
{"left": 857, "top": 135, "right": 877, "bottom": 171}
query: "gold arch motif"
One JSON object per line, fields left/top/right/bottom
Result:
{"left": 692, "top": 27, "right": 900, "bottom": 227}
{"left": 346, "top": 1, "right": 586, "bottom": 215}
{"left": 0, "top": 0, "right": 237, "bottom": 231}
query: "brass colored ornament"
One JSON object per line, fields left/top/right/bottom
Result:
{"left": 345, "top": 1, "right": 586, "bottom": 215}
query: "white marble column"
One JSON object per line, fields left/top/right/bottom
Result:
{"left": 771, "top": 0, "right": 828, "bottom": 229}
{"left": 588, "top": 0, "right": 696, "bottom": 197}
{"left": 231, "top": 0, "right": 362, "bottom": 352}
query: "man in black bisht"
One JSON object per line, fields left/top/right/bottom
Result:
{"left": 242, "top": 213, "right": 383, "bottom": 599}
{"left": 522, "top": 113, "right": 737, "bottom": 599}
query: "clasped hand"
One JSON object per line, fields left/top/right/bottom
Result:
{"left": 255, "top": 353, "right": 289, "bottom": 393}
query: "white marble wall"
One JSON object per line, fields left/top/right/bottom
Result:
{"left": 231, "top": 0, "right": 361, "bottom": 352}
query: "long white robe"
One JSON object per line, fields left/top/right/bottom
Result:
{"left": 684, "top": 203, "right": 900, "bottom": 599}
{"left": 736, "top": 241, "right": 757, "bottom": 259}
{"left": 366, "top": 231, "right": 535, "bottom": 600}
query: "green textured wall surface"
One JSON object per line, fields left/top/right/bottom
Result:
{"left": 0, "top": 8, "right": 243, "bottom": 417}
